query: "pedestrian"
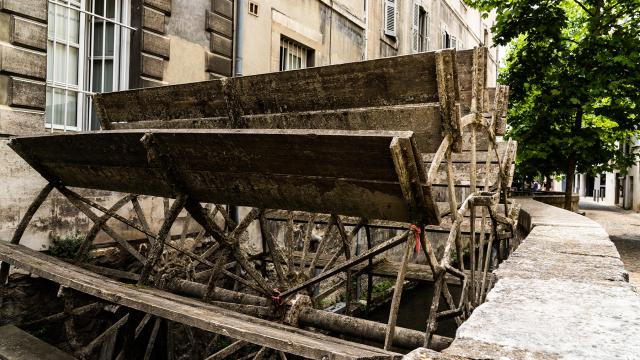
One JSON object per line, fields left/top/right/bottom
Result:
{"left": 532, "top": 180, "right": 541, "bottom": 192}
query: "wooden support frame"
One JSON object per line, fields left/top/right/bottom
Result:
{"left": 0, "top": 46, "right": 520, "bottom": 356}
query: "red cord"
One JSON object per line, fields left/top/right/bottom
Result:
{"left": 409, "top": 224, "right": 422, "bottom": 253}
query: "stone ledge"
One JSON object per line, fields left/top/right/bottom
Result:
{"left": 436, "top": 198, "right": 640, "bottom": 360}
{"left": 0, "top": 105, "right": 44, "bottom": 136}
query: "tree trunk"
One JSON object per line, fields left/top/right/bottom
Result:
{"left": 544, "top": 174, "right": 552, "bottom": 191}
{"left": 564, "top": 109, "right": 583, "bottom": 210}
{"left": 564, "top": 157, "right": 576, "bottom": 210}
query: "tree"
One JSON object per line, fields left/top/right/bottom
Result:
{"left": 468, "top": 0, "right": 640, "bottom": 209}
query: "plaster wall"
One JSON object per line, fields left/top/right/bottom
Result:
{"left": 241, "top": 0, "right": 365, "bottom": 76}
{"left": 0, "top": 139, "right": 195, "bottom": 249}
{"left": 163, "top": 0, "right": 211, "bottom": 83}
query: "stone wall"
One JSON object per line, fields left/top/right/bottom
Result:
{"left": 512, "top": 192, "right": 580, "bottom": 212}
{"left": 0, "top": 0, "right": 47, "bottom": 135}
{"left": 407, "top": 198, "right": 640, "bottom": 359}
{"left": 138, "top": 0, "right": 172, "bottom": 87}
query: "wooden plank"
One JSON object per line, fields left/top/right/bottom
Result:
{"left": 0, "top": 243, "right": 401, "bottom": 360}
{"left": 8, "top": 129, "right": 439, "bottom": 224}
{"left": 0, "top": 325, "right": 75, "bottom": 360}
{"left": 107, "top": 104, "right": 444, "bottom": 154}
{"left": 95, "top": 48, "right": 478, "bottom": 125}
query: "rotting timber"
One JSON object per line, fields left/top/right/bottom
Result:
{"left": 0, "top": 47, "right": 518, "bottom": 359}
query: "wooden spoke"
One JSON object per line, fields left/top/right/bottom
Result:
{"left": 76, "top": 313, "right": 130, "bottom": 359}
{"left": 285, "top": 211, "right": 296, "bottom": 277}
{"left": 307, "top": 216, "right": 336, "bottom": 279}
{"left": 131, "top": 196, "right": 155, "bottom": 245}
{"left": 186, "top": 200, "right": 273, "bottom": 294}
{"left": 253, "top": 347, "right": 270, "bottom": 360}
{"left": 204, "top": 248, "right": 230, "bottom": 301}
{"left": 280, "top": 230, "right": 411, "bottom": 300}
{"left": 139, "top": 194, "right": 187, "bottom": 285}
{"left": 364, "top": 225, "right": 374, "bottom": 314}
{"left": 205, "top": 339, "right": 248, "bottom": 360}
{"left": 22, "top": 302, "right": 104, "bottom": 328}
{"left": 75, "top": 194, "right": 134, "bottom": 262}
{"left": 259, "top": 214, "right": 289, "bottom": 289}
{"left": 143, "top": 318, "right": 162, "bottom": 360}
{"left": 58, "top": 187, "right": 146, "bottom": 264}
{"left": 297, "top": 213, "right": 317, "bottom": 274}
{"left": 384, "top": 233, "right": 414, "bottom": 350}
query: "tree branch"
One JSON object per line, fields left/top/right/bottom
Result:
{"left": 572, "top": 0, "right": 594, "bottom": 16}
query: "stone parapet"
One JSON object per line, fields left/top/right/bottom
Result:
{"left": 412, "top": 199, "right": 640, "bottom": 359}
{"left": 406, "top": 198, "right": 640, "bottom": 359}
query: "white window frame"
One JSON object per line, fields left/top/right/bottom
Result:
{"left": 412, "top": 3, "right": 429, "bottom": 53}
{"left": 279, "top": 37, "right": 310, "bottom": 71}
{"left": 384, "top": 0, "right": 397, "bottom": 37}
{"left": 45, "top": 0, "right": 132, "bottom": 132}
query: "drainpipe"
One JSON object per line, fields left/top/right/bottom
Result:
{"left": 363, "top": 0, "right": 368, "bottom": 60}
{"left": 234, "top": 0, "right": 245, "bottom": 76}
{"left": 229, "top": 0, "right": 245, "bottom": 227}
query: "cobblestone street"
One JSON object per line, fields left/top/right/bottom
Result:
{"left": 580, "top": 198, "right": 640, "bottom": 285}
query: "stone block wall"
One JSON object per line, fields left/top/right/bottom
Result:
{"left": 139, "top": 0, "right": 171, "bottom": 87}
{"left": 0, "top": 0, "right": 47, "bottom": 136}
{"left": 206, "top": 0, "right": 234, "bottom": 77}
{"left": 419, "top": 198, "right": 640, "bottom": 360}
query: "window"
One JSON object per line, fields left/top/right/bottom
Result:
{"left": 442, "top": 30, "right": 456, "bottom": 49}
{"left": 412, "top": 3, "right": 429, "bottom": 53}
{"left": 46, "top": 0, "right": 131, "bottom": 131}
{"left": 248, "top": 1, "right": 259, "bottom": 16}
{"left": 384, "top": 0, "right": 397, "bottom": 37}
{"left": 279, "top": 37, "right": 313, "bottom": 71}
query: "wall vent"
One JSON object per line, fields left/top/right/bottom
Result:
{"left": 249, "top": 1, "right": 259, "bottom": 16}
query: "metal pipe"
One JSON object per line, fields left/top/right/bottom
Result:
{"left": 233, "top": 0, "right": 244, "bottom": 76}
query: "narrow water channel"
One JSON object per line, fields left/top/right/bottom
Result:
{"left": 362, "top": 283, "right": 460, "bottom": 339}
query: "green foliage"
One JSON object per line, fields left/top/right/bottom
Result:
{"left": 48, "top": 233, "right": 84, "bottom": 259}
{"left": 371, "top": 280, "right": 394, "bottom": 294}
{"left": 466, "top": 0, "right": 640, "bottom": 190}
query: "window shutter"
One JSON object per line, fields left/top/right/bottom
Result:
{"left": 412, "top": 2, "right": 419, "bottom": 52}
{"left": 426, "top": 13, "right": 431, "bottom": 51}
{"left": 384, "top": 0, "right": 397, "bottom": 37}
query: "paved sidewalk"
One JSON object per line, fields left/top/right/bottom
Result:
{"left": 580, "top": 197, "right": 640, "bottom": 285}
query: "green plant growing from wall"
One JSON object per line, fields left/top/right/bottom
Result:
{"left": 48, "top": 233, "right": 84, "bottom": 259}
{"left": 467, "top": 0, "right": 640, "bottom": 209}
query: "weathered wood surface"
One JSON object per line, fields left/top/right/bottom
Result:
{"left": 94, "top": 48, "right": 506, "bottom": 155}
{"left": 0, "top": 325, "right": 75, "bottom": 360}
{"left": 94, "top": 51, "right": 450, "bottom": 123}
{"left": 107, "top": 104, "right": 445, "bottom": 154}
{"left": 8, "top": 129, "right": 439, "bottom": 224}
{"left": 0, "top": 242, "right": 402, "bottom": 360}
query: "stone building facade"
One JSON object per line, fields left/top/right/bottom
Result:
{"left": 0, "top": 0, "right": 498, "bottom": 249}
{"left": 573, "top": 138, "right": 640, "bottom": 212}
